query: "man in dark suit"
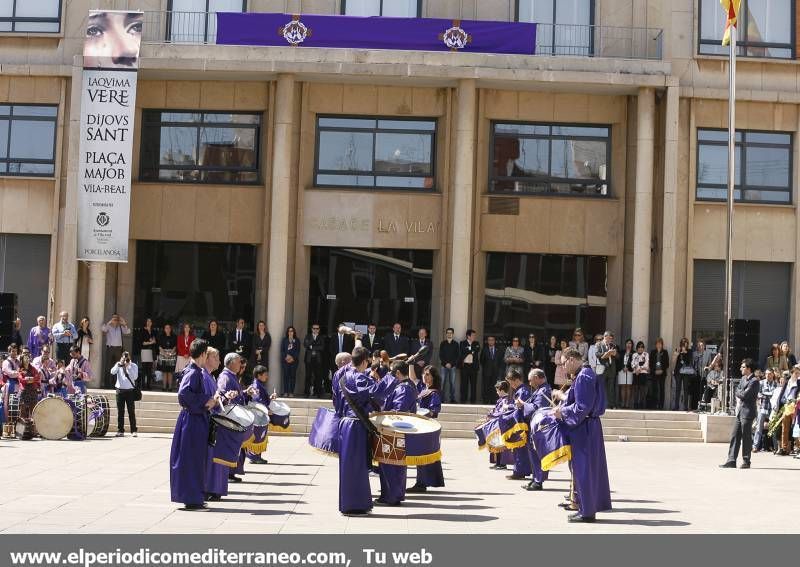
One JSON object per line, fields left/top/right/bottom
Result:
{"left": 228, "top": 318, "right": 251, "bottom": 360}
{"left": 362, "top": 323, "right": 383, "bottom": 354}
{"left": 410, "top": 327, "right": 433, "bottom": 383}
{"left": 720, "top": 358, "right": 760, "bottom": 469}
{"left": 459, "top": 329, "right": 481, "bottom": 404}
{"left": 383, "top": 322, "right": 410, "bottom": 358}
{"left": 303, "top": 323, "right": 327, "bottom": 398}
{"left": 329, "top": 325, "right": 356, "bottom": 374}
{"left": 480, "top": 335, "right": 505, "bottom": 403}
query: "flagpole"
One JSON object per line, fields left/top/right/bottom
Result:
{"left": 721, "top": 24, "right": 736, "bottom": 414}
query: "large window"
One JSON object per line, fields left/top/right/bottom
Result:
{"left": 140, "top": 110, "right": 260, "bottom": 184}
{"left": 315, "top": 116, "right": 436, "bottom": 190}
{"left": 167, "top": 0, "right": 245, "bottom": 43}
{"left": 342, "top": 0, "right": 420, "bottom": 17}
{"left": 308, "top": 247, "right": 433, "bottom": 337}
{"left": 0, "top": 234, "right": 51, "bottom": 338}
{"left": 696, "top": 129, "right": 792, "bottom": 204}
{"left": 490, "top": 122, "right": 610, "bottom": 196}
{"left": 0, "top": 0, "right": 61, "bottom": 33}
{"left": 699, "top": 0, "right": 793, "bottom": 59}
{"left": 517, "top": 0, "right": 593, "bottom": 56}
{"left": 0, "top": 105, "right": 58, "bottom": 177}
{"left": 135, "top": 240, "right": 256, "bottom": 330}
{"left": 484, "top": 252, "right": 607, "bottom": 344}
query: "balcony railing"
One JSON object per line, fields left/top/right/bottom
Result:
{"left": 142, "top": 11, "right": 663, "bottom": 61}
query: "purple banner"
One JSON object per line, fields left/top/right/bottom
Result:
{"left": 217, "top": 13, "right": 536, "bottom": 55}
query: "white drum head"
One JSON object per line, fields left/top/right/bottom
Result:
{"left": 370, "top": 412, "right": 441, "bottom": 435}
{"left": 32, "top": 397, "right": 74, "bottom": 440}
{"left": 246, "top": 402, "right": 270, "bottom": 427}
{"left": 222, "top": 404, "right": 255, "bottom": 429}
{"left": 268, "top": 400, "right": 291, "bottom": 416}
{"left": 416, "top": 408, "right": 431, "bottom": 417}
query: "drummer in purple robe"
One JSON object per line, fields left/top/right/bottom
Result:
{"left": 553, "top": 347, "right": 611, "bottom": 523}
{"left": 244, "top": 364, "right": 276, "bottom": 464}
{"left": 217, "top": 353, "right": 248, "bottom": 483}
{"left": 202, "top": 347, "right": 230, "bottom": 502}
{"left": 336, "top": 346, "right": 393, "bottom": 516}
{"left": 505, "top": 370, "right": 533, "bottom": 480}
{"left": 170, "top": 339, "right": 218, "bottom": 510}
{"left": 488, "top": 381, "right": 514, "bottom": 469}
{"left": 408, "top": 365, "right": 444, "bottom": 492}
{"left": 515, "top": 368, "right": 552, "bottom": 491}
{"left": 376, "top": 360, "right": 417, "bottom": 506}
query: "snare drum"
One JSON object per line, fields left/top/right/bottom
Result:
{"left": 244, "top": 402, "right": 270, "bottom": 454}
{"left": 308, "top": 407, "right": 341, "bottom": 455}
{"left": 475, "top": 416, "right": 506, "bottom": 453}
{"left": 268, "top": 400, "right": 291, "bottom": 432}
{"left": 368, "top": 412, "right": 441, "bottom": 466}
{"left": 497, "top": 408, "right": 529, "bottom": 450}
{"left": 32, "top": 397, "right": 74, "bottom": 440}
{"left": 530, "top": 408, "right": 571, "bottom": 471}
{"left": 210, "top": 405, "right": 255, "bottom": 468}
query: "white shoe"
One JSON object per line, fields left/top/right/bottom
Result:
{"left": 132, "top": 432, "right": 138, "bottom": 437}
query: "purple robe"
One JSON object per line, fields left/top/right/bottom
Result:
{"left": 27, "top": 326, "right": 51, "bottom": 358}
{"left": 337, "top": 367, "right": 393, "bottom": 514}
{"left": 518, "top": 382, "right": 552, "bottom": 484}
{"left": 378, "top": 379, "right": 417, "bottom": 504}
{"left": 511, "top": 383, "right": 533, "bottom": 477}
{"left": 559, "top": 365, "right": 611, "bottom": 518}
{"left": 170, "top": 362, "right": 214, "bottom": 506}
{"left": 210, "top": 369, "right": 247, "bottom": 479}
{"left": 416, "top": 389, "right": 444, "bottom": 488}
{"left": 203, "top": 368, "right": 230, "bottom": 497}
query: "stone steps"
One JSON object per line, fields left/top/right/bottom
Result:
{"left": 91, "top": 390, "right": 707, "bottom": 442}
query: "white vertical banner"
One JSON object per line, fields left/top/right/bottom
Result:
{"left": 77, "top": 10, "right": 143, "bottom": 262}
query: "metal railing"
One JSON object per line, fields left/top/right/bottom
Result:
{"left": 142, "top": 11, "right": 663, "bottom": 61}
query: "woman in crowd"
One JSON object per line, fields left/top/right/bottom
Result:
{"left": 631, "top": 341, "right": 649, "bottom": 410}
{"left": 554, "top": 338, "right": 570, "bottom": 388}
{"left": 17, "top": 353, "right": 41, "bottom": 423}
{"left": 134, "top": 318, "right": 157, "bottom": 390}
{"left": 780, "top": 341, "right": 797, "bottom": 369}
{"left": 157, "top": 323, "right": 177, "bottom": 392}
{"left": 408, "top": 365, "right": 444, "bottom": 492}
{"left": 251, "top": 320, "right": 272, "bottom": 369}
{"left": 753, "top": 368, "right": 777, "bottom": 452}
{"left": 673, "top": 338, "right": 695, "bottom": 411}
{"left": 76, "top": 317, "right": 93, "bottom": 361}
{"left": 280, "top": 326, "right": 300, "bottom": 397}
{"left": 524, "top": 334, "right": 543, "bottom": 373}
{"left": 616, "top": 339, "right": 635, "bottom": 409}
{"left": 175, "top": 323, "right": 195, "bottom": 375}
{"left": 544, "top": 335, "right": 558, "bottom": 387}
{"left": 504, "top": 337, "right": 525, "bottom": 377}
{"left": 202, "top": 320, "right": 226, "bottom": 365}
{"left": 766, "top": 344, "right": 782, "bottom": 373}
{"left": 569, "top": 328, "right": 589, "bottom": 361}
{"left": 649, "top": 338, "right": 669, "bottom": 409}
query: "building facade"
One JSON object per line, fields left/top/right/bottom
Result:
{"left": 0, "top": 0, "right": 798, "bottom": 394}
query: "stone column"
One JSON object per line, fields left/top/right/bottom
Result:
{"left": 448, "top": 79, "right": 477, "bottom": 337}
{"left": 630, "top": 87, "right": 655, "bottom": 345}
{"left": 266, "top": 74, "right": 297, "bottom": 394}
{"left": 86, "top": 261, "right": 106, "bottom": 388}
{"left": 659, "top": 85, "right": 680, "bottom": 351}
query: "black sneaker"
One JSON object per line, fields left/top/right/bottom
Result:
{"left": 719, "top": 461, "right": 736, "bottom": 468}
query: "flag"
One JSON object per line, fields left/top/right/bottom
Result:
{"left": 720, "top": 0, "right": 741, "bottom": 46}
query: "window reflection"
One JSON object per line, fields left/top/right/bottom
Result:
{"left": 0, "top": 105, "right": 57, "bottom": 177}
{"left": 699, "top": 0, "right": 793, "bottom": 59}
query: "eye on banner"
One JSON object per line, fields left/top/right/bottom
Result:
{"left": 77, "top": 10, "right": 143, "bottom": 262}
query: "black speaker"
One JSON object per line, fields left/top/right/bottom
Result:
{"left": 0, "top": 321, "right": 13, "bottom": 336}
{"left": 0, "top": 293, "right": 17, "bottom": 309}
{"left": 0, "top": 335, "right": 10, "bottom": 351}
{"left": 0, "top": 305, "right": 16, "bottom": 320}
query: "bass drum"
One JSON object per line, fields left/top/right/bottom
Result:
{"left": 86, "top": 394, "right": 110, "bottom": 437}
{"left": 32, "top": 397, "right": 75, "bottom": 440}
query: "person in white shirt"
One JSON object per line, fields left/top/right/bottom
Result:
{"left": 587, "top": 334, "right": 603, "bottom": 373}
{"left": 111, "top": 351, "right": 138, "bottom": 437}
{"left": 101, "top": 314, "right": 130, "bottom": 389}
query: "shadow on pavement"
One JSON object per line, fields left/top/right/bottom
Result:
{"left": 607, "top": 507, "right": 679, "bottom": 515}
{"left": 595, "top": 518, "right": 690, "bottom": 527}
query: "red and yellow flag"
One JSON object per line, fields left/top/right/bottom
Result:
{"left": 720, "top": 0, "right": 741, "bottom": 46}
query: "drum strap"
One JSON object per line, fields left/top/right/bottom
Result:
{"left": 339, "top": 375, "right": 378, "bottom": 436}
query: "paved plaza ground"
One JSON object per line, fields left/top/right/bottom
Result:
{"left": 0, "top": 434, "right": 797, "bottom": 534}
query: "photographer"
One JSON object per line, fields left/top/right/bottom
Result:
{"left": 111, "top": 351, "right": 139, "bottom": 437}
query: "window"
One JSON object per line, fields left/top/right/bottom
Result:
{"left": 490, "top": 122, "right": 610, "bottom": 196}
{"left": 696, "top": 129, "right": 792, "bottom": 203}
{"left": 342, "top": 0, "right": 420, "bottom": 17}
{"left": 483, "top": 252, "right": 607, "bottom": 343}
{"left": 167, "top": 0, "right": 245, "bottom": 43}
{"left": 308, "top": 247, "right": 433, "bottom": 337}
{"left": 135, "top": 241, "right": 256, "bottom": 330}
{"left": 517, "top": 0, "right": 593, "bottom": 56}
{"left": 315, "top": 116, "right": 436, "bottom": 190}
{"left": 699, "top": 0, "right": 793, "bottom": 59}
{"left": 0, "top": 105, "right": 58, "bottom": 177}
{"left": 0, "top": 0, "right": 61, "bottom": 33}
{"left": 0, "top": 234, "right": 51, "bottom": 337}
{"left": 140, "top": 111, "right": 260, "bottom": 184}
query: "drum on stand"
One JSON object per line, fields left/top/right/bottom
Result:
{"left": 368, "top": 412, "right": 442, "bottom": 466}
{"left": 32, "top": 397, "right": 75, "bottom": 440}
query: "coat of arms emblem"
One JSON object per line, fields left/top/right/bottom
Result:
{"left": 439, "top": 20, "right": 472, "bottom": 51}
{"left": 278, "top": 15, "right": 311, "bottom": 46}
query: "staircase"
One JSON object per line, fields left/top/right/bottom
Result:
{"left": 93, "top": 390, "right": 703, "bottom": 442}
